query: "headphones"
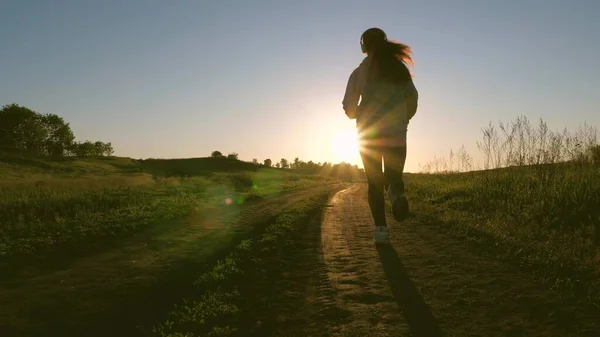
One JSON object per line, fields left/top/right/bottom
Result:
{"left": 360, "top": 28, "right": 388, "bottom": 53}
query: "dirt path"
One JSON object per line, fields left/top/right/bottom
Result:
{"left": 268, "top": 184, "right": 600, "bottom": 337}
{"left": 0, "top": 185, "right": 335, "bottom": 337}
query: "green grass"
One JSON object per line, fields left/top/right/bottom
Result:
{"left": 149, "top": 189, "right": 335, "bottom": 337}
{"left": 0, "top": 158, "right": 334, "bottom": 259}
{"left": 0, "top": 152, "right": 271, "bottom": 182}
{"left": 0, "top": 154, "right": 340, "bottom": 337}
{"left": 0, "top": 152, "right": 143, "bottom": 179}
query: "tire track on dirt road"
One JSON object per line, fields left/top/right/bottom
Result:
{"left": 272, "top": 184, "right": 600, "bottom": 337}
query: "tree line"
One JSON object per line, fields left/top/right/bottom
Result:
{"left": 211, "top": 150, "right": 364, "bottom": 181}
{"left": 1, "top": 103, "right": 362, "bottom": 180}
{"left": 0, "top": 104, "right": 113, "bottom": 157}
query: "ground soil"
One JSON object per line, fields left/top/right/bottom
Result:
{"left": 260, "top": 184, "right": 600, "bottom": 337}
{"left": 3, "top": 184, "right": 600, "bottom": 337}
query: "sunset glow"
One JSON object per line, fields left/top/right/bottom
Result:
{"left": 330, "top": 128, "right": 361, "bottom": 165}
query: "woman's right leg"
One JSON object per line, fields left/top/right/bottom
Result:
{"left": 359, "top": 144, "right": 386, "bottom": 227}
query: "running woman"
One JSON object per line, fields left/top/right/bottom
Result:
{"left": 342, "top": 27, "right": 419, "bottom": 244}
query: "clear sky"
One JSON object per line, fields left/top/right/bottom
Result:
{"left": 1, "top": 0, "right": 599, "bottom": 172}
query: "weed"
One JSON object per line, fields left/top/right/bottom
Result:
{"left": 412, "top": 115, "right": 600, "bottom": 305}
{"left": 151, "top": 190, "right": 334, "bottom": 337}
{"left": 0, "top": 169, "right": 334, "bottom": 258}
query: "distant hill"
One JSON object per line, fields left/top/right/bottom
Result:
{"left": 0, "top": 152, "right": 264, "bottom": 179}
{"left": 140, "top": 157, "right": 261, "bottom": 177}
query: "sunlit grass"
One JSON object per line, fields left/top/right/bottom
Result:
{"left": 412, "top": 115, "right": 600, "bottom": 305}
{"left": 0, "top": 168, "right": 334, "bottom": 258}
{"left": 151, "top": 189, "right": 334, "bottom": 337}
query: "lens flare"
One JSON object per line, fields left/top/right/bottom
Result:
{"left": 330, "top": 128, "right": 361, "bottom": 164}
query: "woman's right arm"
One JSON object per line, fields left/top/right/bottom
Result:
{"left": 342, "top": 68, "right": 361, "bottom": 119}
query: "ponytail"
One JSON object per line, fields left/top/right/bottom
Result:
{"left": 367, "top": 40, "right": 414, "bottom": 84}
{"left": 384, "top": 40, "right": 413, "bottom": 68}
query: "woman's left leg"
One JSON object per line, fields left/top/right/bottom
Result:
{"left": 383, "top": 143, "right": 409, "bottom": 222}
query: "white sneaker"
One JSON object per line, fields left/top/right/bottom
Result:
{"left": 373, "top": 226, "right": 390, "bottom": 244}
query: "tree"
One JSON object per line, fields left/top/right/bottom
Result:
{"left": 227, "top": 152, "right": 239, "bottom": 160}
{"left": 68, "top": 140, "right": 113, "bottom": 157}
{"left": 0, "top": 104, "right": 114, "bottom": 157}
{"left": 263, "top": 158, "right": 272, "bottom": 167}
{"left": 0, "top": 104, "right": 48, "bottom": 154}
{"left": 73, "top": 141, "right": 95, "bottom": 157}
{"left": 275, "top": 162, "right": 281, "bottom": 168}
{"left": 252, "top": 158, "right": 259, "bottom": 165}
{"left": 280, "top": 158, "right": 289, "bottom": 169}
{"left": 211, "top": 150, "right": 223, "bottom": 158}
{"left": 94, "top": 141, "right": 114, "bottom": 156}
{"left": 42, "top": 113, "right": 75, "bottom": 157}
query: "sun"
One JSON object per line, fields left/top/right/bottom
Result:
{"left": 330, "top": 128, "right": 361, "bottom": 165}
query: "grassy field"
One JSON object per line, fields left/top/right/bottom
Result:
{"left": 2, "top": 115, "right": 599, "bottom": 336}
{"left": 150, "top": 190, "right": 337, "bottom": 337}
{"left": 412, "top": 116, "right": 600, "bottom": 306}
{"left": 0, "top": 155, "right": 332, "bottom": 259}
{"left": 406, "top": 164, "right": 600, "bottom": 304}
{"left": 147, "top": 158, "right": 600, "bottom": 336}
{"left": 0, "top": 154, "right": 342, "bottom": 336}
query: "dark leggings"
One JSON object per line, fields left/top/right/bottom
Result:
{"left": 359, "top": 144, "right": 407, "bottom": 227}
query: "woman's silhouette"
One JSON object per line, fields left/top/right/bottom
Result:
{"left": 342, "top": 27, "right": 418, "bottom": 244}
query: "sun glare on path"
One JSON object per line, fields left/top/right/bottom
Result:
{"left": 330, "top": 128, "right": 361, "bottom": 165}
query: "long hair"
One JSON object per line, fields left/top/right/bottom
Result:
{"left": 360, "top": 28, "right": 414, "bottom": 84}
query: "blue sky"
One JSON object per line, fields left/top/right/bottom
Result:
{"left": 1, "top": 0, "right": 599, "bottom": 172}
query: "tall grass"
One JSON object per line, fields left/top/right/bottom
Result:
{"left": 476, "top": 116, "right": 598, "bottom": 169}
{"left": 419, "top": 145, "right": 474, "bottom": 174}
{"left": 414, "top": 115, "right": 600, "bottom": 304}
{"left": 420, "top": 116, "right": 598, "bottom": 174}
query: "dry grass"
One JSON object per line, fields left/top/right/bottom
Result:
{"left": 412, "top": 115, "right": 600, "bottom": 305}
